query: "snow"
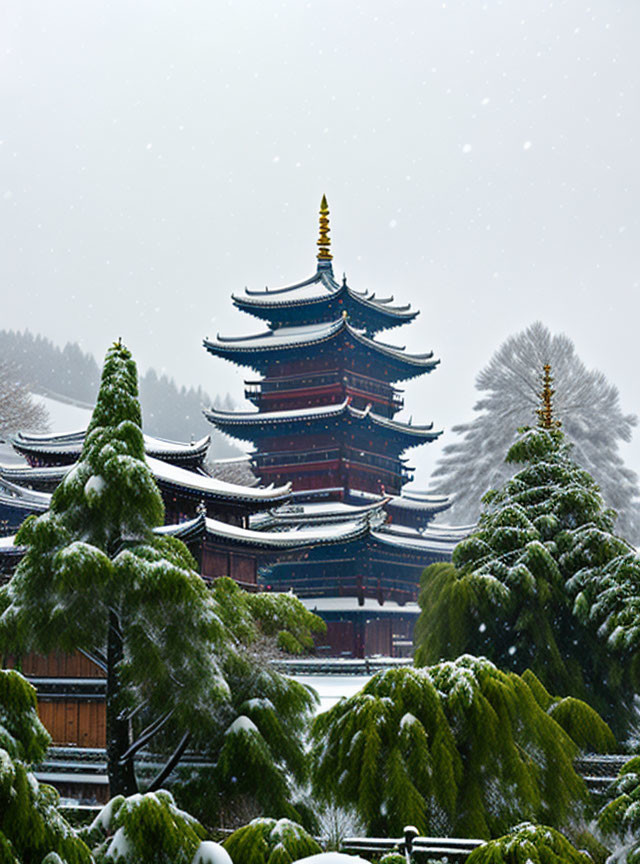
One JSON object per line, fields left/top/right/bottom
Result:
{"left": 30, "top": 394, "right": 92, "bottom": 431}
{"left": 207, "top": 399, "right": 350, "bottom": 424}
{"left": 293, "top": 854, "right": 370, "bottom": 864}
{"left": 84, "top": 474, "right": 105, "bottom": 499}
{"left": 225, "top": 715, "right": 259, "bottom": 735}
{"left": 105, "top": 827, "right": 132, "bottom": 860}
{"left": 146, "top": 455, "right": 290, "bottom": 501}
{"left": 300, "top": 596, "right": 420, "bottom": 615}
{"left": 293, "top": 675, "right": 373, "bottom": 713}
{"left": 191, "top": 841, "right": 233, "bottom": 864}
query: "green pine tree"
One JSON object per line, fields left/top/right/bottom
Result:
{"left": 309, "top": 656, "right": 612, "bottom": 838}
{"left": 0, "top": 669, "right": 92, "bottom": 864}
{"left": 415, "top": 419, "right": 640, "bottom": 732}
{"left": 0, "top": 342, "right": 233, "bottom": 795}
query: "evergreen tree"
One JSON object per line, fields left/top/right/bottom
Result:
{"left": 172, "top": 578, "right": 321, "bottom": 830}
{"left": 0, "top": 341, "right": 233, "bottom": 795}
{"left": 309, "top": 656, "right": 612, "bottom": 838}
{"left": 415, "top": 371, "right": 640, "bottom": 733}
{"left": 430, "top": 322, "right": 640, "bottom": 541}
{"left": 223, "top": 817, "right": 322, "bottom": 864}
{"left": 0, "top": 669, "right": 92, "bottom": 864}
{"left": 597, "top": 755, "right": 640, "bottom": 864}
{"left": 466, "top": 822, "right": 592, "bottom": 864}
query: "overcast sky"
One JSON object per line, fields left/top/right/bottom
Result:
{"left": 1, "top": 1, "right": 638, "bottom": 486}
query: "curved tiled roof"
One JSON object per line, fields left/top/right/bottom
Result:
{"left": 12, "top": 430, "right": 211, "bottom": 468}
{"left": 204, "top": 398, "right": 441, "bottom": 447}
{"left": 203, "top": 317, "right": 438, "bottom": 382}
{"left": 231, "top": 267, "right": 418, "bottom": 333}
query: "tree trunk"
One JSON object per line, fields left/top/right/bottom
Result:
{"left": 106, "top": 609, "right": 137, "bottom": 796}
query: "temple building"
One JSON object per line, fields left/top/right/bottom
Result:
{"left": 203, "top": 196, "right": 466, "bottom": 612}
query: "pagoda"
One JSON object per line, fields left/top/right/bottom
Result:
{"left": 204, "top": 196, "right": 442, "bottom": 499}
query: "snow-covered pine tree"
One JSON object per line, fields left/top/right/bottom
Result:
{"left": 0, "top": 341, "right": 231, "bottom": 795}
{"left": 0, "top": 669, "right": 92, "bottom": 864}
{"left": 222, "top": 817, "right": 322, "bottom": 864}
{"left": 465, "top": 823, "right": 592, "bottom": 864}
{"left": 309, "top": 656, "right": 612, "bottom": 838}
{"left": 415, "top": 366, "right": 640, "bottom": 733}
{"left": 429, "top": 322, "right": 640, "bottom": 541}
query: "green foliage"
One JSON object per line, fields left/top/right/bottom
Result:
{"left": 173, "top": 652, "right": 318, "bottom": 830}
{"left": 210, "top": 577, "right": 325, "bottom": 655}
{"left": 378, "top": 855, "right": 405, "bottom": 864}
{"left": 0, "top": 671, "right": 91, "bottom": 864}
{"left": 81, "top": 790, "right": 206, "bottom": 864}
{"left": 310, "top": 656, "right": 608, "bottom": 838}
{"left": 466, "top": 822, "right": 592, "bottom": 863}
{"left": 223, "top": 817, "right": 322, "bottom": 864}
{"left": 0, "top": 669, "right": 50, "bottom": 763}
{"left": 0, "top": 342, "right": 235, "bottom": 794}
{"left": 415, "top": 424, "right": 640, "bottom": 732}
{"left": 597, "top": 755, "right": 640, "bottom": 863}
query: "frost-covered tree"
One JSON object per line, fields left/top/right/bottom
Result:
{"left": 416, "top": 415, "right": 640, "bottom": 734}
{"left": 430, "top": 322, "right": 640, "bottom": 541}
{"left": 222, "top": 817, "right": 322, "bottom": 864}
{"left": 466, "top": 822, "right": 592, "bottom": 864}
{"left": 0, "top": 341, "right": 232, "bottom": 796}
{"left": 0, "top": 358, "right": 48, "bottom": 437}
{"left": 310, "top": 656, "right": 612, "bottom": 838}
{"left": 0, "top": 669, "right": 92, "bottom": 864}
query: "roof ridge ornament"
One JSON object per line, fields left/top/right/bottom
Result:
{"left": 317, "top": 194, "right": 333, "bottom": 268}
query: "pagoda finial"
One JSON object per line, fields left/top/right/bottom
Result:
{"left": 317, "top": 194, "right": 333, "bottom": 264}
{"left": 536, "top": 363, "right": 561, "bottom": 429}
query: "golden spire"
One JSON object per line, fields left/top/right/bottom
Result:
{"left": 536, "top": 363, "right": 561, "bottom": 429}
{"left": 317, "top": 194, "right": 333, "bottom": 262}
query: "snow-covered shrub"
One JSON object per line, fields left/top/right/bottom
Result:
{"left": 465, "top": 821, "right": 592, "bottom": 863}
{"left": 416, "top": 422, "right": 640, "bottom": 734}
{"left": 0, "top": 670, "right": 91, "bottom": 864}
{"left": 311, "top": 656, "right": 611, "bottom": 838}
{"left": 80, "top": 789, "right": 206, "bottom": 864}
{"left": 223, "top": 816, "right": 322, "bottom": 864}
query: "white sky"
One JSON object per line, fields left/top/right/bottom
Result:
{"left": 1, "top": 1, "right": 638, "bottom": 486}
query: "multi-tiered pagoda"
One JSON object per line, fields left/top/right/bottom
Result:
{"left": 204, "top": 196, "right": 441, "bottom": 500}
{"left": 203, "top": 198, "right": 464, "bottom": 617}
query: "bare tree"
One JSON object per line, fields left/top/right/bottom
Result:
{"left": 430, "top": 321, "right": 640, "bottom": 542}
{"left": 0, "top": 360, "right": 48, "bottom": 438}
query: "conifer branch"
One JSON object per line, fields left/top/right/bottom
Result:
{"left": 145, "top": 731, "right": 191, "bottom": 791}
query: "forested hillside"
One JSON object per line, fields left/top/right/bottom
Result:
{"left": 0, "top": 330, "right": 239, "bottom": 456}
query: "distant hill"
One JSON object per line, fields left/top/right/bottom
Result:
{"left": 0, "top": 330, "right": 240, "bottom": 457}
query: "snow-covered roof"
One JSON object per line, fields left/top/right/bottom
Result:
{"left": 300, "top": 596, "right": 421, "bottom": 615}
{"left": 156, "top": 513, "right": 369, "bottom": 548}
{"left": 12, "top": 429, "right": 211, "bottom": 464}
{"left": 232, "top": 267, "right": 417, "bottom": 322}
{"left": 205, "top": 398, "right": 441, "bottom": 444}
{"left": 0, "top": 456, "right": 291, "bottom": 506}
{"left": 204, "top": 317, "right": 438, "bottom": 380}
{"left": 386, "top": 491, "right": 452, "bottom": 512}
{"left": 251, "top": 498, "right": 388, "bottom": 530}
{"left": 371, "top": 524, "right": 464, "bottom": 554}
{"left": 146, "top": 456, "right": 291, "bottom": 503}
{"left": 0, "top": 477, "right": 51, "bottom": 507}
